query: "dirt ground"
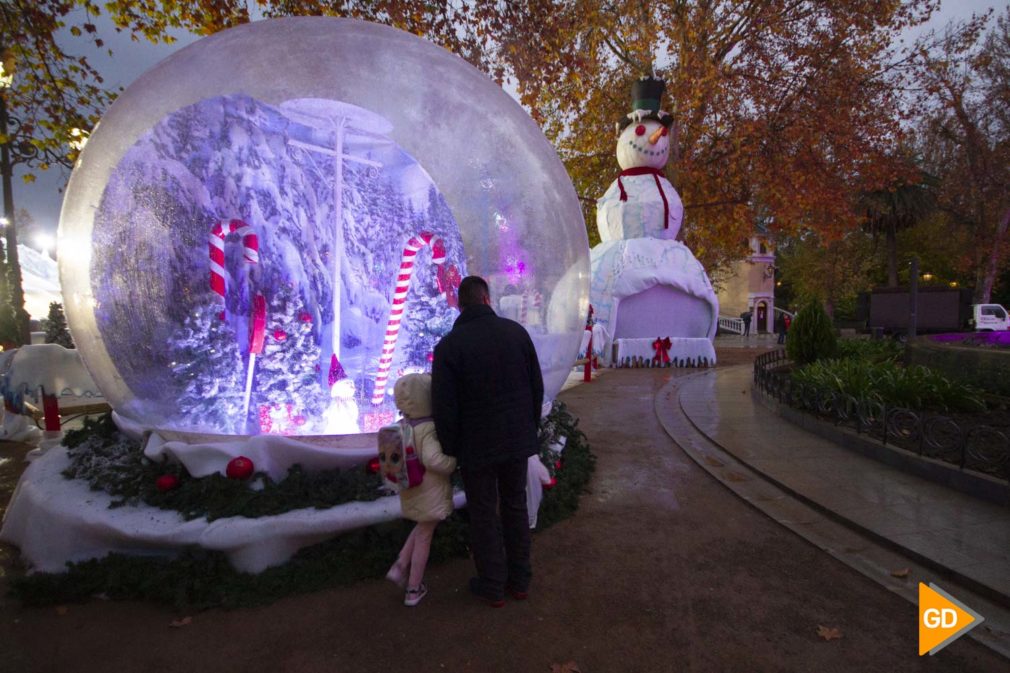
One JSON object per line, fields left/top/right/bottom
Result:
{"left": 0, "top": 347, "right": 1006, "bottom": 672}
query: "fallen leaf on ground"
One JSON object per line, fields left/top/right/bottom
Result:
{"left": 169, "top": 616, "right": 193, "bottom": 628}
{"left": 550, "top": 662, "right": 581, "bottom": 673}
{"left": 817, "top": 625, "right": 843, "bottom": 641}
{"left": 55, "top": 606, "right": 68, "bottom": 616}
{"left": 890, "top": 568, "right": 910, "bottom": 578}
{"left": 704, "top": 456, "right": 724, "bottom": 468}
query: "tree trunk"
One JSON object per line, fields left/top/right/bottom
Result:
{"left": 886, "top": 220, "right": 898, "bottom": 287}
{"left": 975, "top": 206, "right": 1010, "bottom": 304}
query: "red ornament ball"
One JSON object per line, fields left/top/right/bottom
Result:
{"left": 155, "top": 474, "right": 180, "bottom": 492}
{"left": 299, "top": 312, "right": 313, "bottom": 323}
{"left": 226, "top": 456, "right": 255, "bottom": 480}
{"left": 366, "top": 456, "right": 381, "bottom": 474}
{"left": 273, "top": 329, "right": 287, "bottom": 342}
{"left": 554, "top": 459, "right": 562, "bottom": 471}
{"left": 543, "top": 477, "right": 558, "bottom": 490}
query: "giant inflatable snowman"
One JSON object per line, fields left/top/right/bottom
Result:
{"left": 590, "top": 76, "right": 718, "bottom": 366}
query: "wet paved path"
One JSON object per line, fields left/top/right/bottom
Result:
{"left": 678, "top": 366, "right": 1010, "bottom": 607}
{"left": 1, "top": 367, "right": 1007, "bottom": 672}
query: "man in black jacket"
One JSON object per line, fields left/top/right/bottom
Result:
{"left": 432, "top": 276, "right": 544, "bottom": 606}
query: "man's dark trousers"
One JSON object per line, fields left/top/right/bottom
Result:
{"left": 462, "top": 457, "right": 531, "bottom": 597}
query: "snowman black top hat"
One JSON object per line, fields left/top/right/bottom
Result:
{"left": 618, "top": 75, "right": 674, "bottom": 130}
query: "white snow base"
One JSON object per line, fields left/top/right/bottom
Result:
{"left": 143, "top": 431, "right": 379, "bottom": 481}
{"left": 0, "top": 446, "right": 464, "bottom": 574}
{"left": 613, "top": 337, "right": 716, "bottom": 367}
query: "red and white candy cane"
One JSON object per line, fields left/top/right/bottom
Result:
{"left": 371, "top": 231, "right": 446, "bottom": 405}
{"left": 209, "top": 218, "right": 259, "bottom": 309}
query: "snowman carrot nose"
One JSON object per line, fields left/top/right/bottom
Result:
{"left": 648, "top": 126, "right": 664, "bottom": 145}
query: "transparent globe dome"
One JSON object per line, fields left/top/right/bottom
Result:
{"left": 59, "top": 17, "right": 589, "bottom": 437}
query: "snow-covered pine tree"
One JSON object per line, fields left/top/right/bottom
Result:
{"left": 44, "top": 302, "right": 75, "bottom": 348}
{"left": 168, "top": 297, "right": 246, "bottom": 434}
{"left": 253, "top": 282, "right": 327, "bottom": 434}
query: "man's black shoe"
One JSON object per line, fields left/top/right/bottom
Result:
{"left": 469, "top": 577, "right": 505, "bottom": 607}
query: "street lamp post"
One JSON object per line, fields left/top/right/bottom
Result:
{"left": 0, "top": 48, "right": 34, "bottom": 345}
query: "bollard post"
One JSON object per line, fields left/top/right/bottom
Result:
{"left": 40, "top": 386, "right": 61, "bottom": 431}
{"left": 583, "top": 330, "right": 593, "bottom": 382}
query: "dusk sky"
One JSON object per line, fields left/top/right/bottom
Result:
{"left": 11, "top": 0, "right": 999, "bottom": 254}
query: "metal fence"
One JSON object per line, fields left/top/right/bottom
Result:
{"left": 753, "top": 349, "right": 1009, "bottom": 483}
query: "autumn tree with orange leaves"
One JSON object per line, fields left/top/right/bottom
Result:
{"left": 8, "top": 0, "right": 943, "bottom": 280}
{"left": 908, "top": 9, "right": 1010, "bottom": 303}
{"left": 514, "top": 0, "right": 937, "bottom": 273}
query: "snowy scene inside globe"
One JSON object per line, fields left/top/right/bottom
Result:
{"left": 92, "top": 94, "right": 465, "bottom": 436}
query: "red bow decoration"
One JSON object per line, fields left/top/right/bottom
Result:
{"left": 652, "top": 337, "right": 672, "bottom": 366}
{"left": 437, "top": 264, "right": 462, "bottom": 308}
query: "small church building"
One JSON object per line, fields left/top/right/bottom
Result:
{"left": 716, "top": 224, "right": 777, "bottom": 334}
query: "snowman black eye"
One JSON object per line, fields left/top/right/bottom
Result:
{"left": 635, "top": 124, "right": 646, "bottom": 136}
{"left": 391, "top": 454, "right": 401, "bottom": 464}
{"left": 379, "top": 452, "right": 385, "bottom": 461}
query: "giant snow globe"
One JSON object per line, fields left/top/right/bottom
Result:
{"left": 59, "top": 18, "right": 589, "bottom": 439}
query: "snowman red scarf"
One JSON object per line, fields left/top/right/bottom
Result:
{"left": 617, "top": 167, "right": 670, "bottom": 229}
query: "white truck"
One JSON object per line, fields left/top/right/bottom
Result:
{"left": 970, "top": 303, "right": 1010, "bottom": 331}
{"left": 863, "top": 288, "right": 1009, "bottom": 334}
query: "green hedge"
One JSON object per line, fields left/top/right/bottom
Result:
{"left": 906, "top": 339, "right": 1010, "bottom": 397}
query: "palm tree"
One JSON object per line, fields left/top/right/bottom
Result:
{"left": 860, "top": 170, "right": 937, "bottom": 287}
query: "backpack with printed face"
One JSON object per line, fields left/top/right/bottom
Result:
{"left": 377, "top": 418, "right": 428, "bottom": 492}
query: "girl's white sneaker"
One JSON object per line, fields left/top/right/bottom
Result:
{"left": 404, "top": 583, "right": 428, "bottom": 607}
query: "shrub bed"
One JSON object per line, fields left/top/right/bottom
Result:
{"left": 907, "top": 337, "right": 1010, "bottom": 398}
{"left": 791, "top": 358, "right": 986, "bottom": 413}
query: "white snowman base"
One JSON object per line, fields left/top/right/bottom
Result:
{"left": 590, "top": 238, "right": 719, "bottom": 366}
{"left": 611, "top": 337, "right": 715, "bottom": 367}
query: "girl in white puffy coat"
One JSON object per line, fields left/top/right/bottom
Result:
{"left": 385, "top": 373, "right": 457, "bottom": 606}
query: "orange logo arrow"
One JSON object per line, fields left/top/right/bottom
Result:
{"left": 919, "top": 583, "right": 984, "bottom": 656}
